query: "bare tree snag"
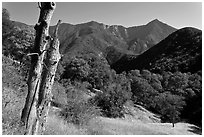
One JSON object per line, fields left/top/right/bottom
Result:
{"left": 21, "top": 2, "right": 56, "bottom": 135}
{"left": 36, "top": 20, "right": 61, "bottom": 135}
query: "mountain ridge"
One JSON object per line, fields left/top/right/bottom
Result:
{"left": 47, "top": 19, "right": 177, "bottom": 64}
{"left": 12, "top": 19, "right": 177, "bottom": 66}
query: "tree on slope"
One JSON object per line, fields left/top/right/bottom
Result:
{"left": 155, "top": 92, "right": 185, "bottom": 127}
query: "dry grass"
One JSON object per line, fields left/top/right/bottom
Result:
{"left": 44, "top": 107, "right": 88, "bottom": 135}
{"left": 44, "top": 115, "right": 88, "bottom": 135}
{"left": 123, "top": 103, "right": 161, "bottom": 123}
{"left": 86, "top": 117, "right": 201, "bottom": 135}
{"left": 86, "top": 117, "right": 165, "bottom": 135}
{"left": 44, "top": 106, "right": 201, "bottom": 135}
{"left": 147, "top": 122, "right": 201, "bottom": 135}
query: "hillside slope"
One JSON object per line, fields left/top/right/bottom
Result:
{"left": 44, "top": 106, "right": 201, "bottom": 135}
{"left": 87, "top": 117, "right": 200, "bottom": 135}
{"left": 112, "top": 27, "right": 202, "bottom": 73}
{"left": 2, "top": 56, "right": 27, "bottom": 135}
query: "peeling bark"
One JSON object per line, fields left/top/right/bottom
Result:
{"left": 36, "top": 20, "right": 61, "bottom": 135}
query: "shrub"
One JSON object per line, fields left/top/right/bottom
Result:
{"left": 63, "top": 57, "right": 90, "bottom": 81}
{"left": 93, "top": 82, "right": 132, "bottom": 118}
{"left": 59, "top": 87, "right": 101, "bottom": 126}
{"left": 131, "top": 76, "right": 159, "bottom": 109}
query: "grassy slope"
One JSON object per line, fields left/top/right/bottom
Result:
{"left": 2, "top": 56, "right": 27, "bottom": 135}
{"left": 90, "top": 117, "right": 201, "bottom": 135}
{"left": 87, "top": 117, "right": 165, "bottom": 135}
{"left": 45, "top": 106, "right": 201, "bottom": 135}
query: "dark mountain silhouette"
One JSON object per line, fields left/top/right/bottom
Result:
{"left": 112, "top": 27, "right": 202, "bottom": 74}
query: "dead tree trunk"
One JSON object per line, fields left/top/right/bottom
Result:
{"left": 21, "top": 2, "right": 56, "bottom": 135}
{"left": 36, "top": 20, "right": 61, "bottom": 135}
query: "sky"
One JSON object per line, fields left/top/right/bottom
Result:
{"left": 2, "top": 2, "right": 202, "bottom": 29}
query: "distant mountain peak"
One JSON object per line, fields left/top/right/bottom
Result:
{"left": 76, "top": 20, "right": 101, "bottom": 27}
{"left": 147, "top": 19, "right": 162, "bottom": 25}
{"left": 87, "top": 20, "right": 100, "bottom": 25}
{"left": 152, "top": 19, "right": 160, "bottom": 22}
